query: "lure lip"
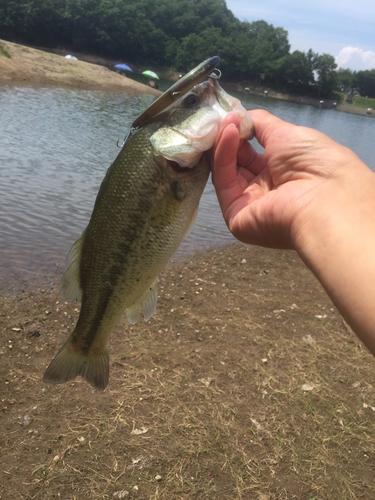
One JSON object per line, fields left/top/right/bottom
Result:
{"left": 132, "top": 56, "right": 220, "bottom": 129}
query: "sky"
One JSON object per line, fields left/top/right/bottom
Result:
{"left": 225, "top": 0, "right": 375, "bottom": 71}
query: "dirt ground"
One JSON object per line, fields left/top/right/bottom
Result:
{"left": 1, "top": 39, "right": 375, "bottom": 499}
{"left": 1, "top": 243, "right": 375, "bottom": 499}
{"left": 0, "top": 40, "right": 161, "bottom": 95}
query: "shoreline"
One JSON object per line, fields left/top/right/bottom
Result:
{"left": 0, "top": 39, "right": 161, "bottom": 95}
{"left": 1, "top": 40, "right": 375, "bottom": 499}
{"left": 222, "top": 80, "right": 374, "bottom": 117}
{"left": 1, "top": 39, "right": 372, "bottom": 117}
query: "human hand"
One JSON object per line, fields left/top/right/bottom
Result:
{"left": 211, "top": 109, "right": 375, "bottom": 354}
{"left": 211, "top": 109, "right": 367, "bottom": 250}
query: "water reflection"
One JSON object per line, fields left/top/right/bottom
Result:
{"left": 0, "top": 86, "right": 234, "bottom": 291}
{"left": 0, "top": 85, "right": 374, "bottom": 291}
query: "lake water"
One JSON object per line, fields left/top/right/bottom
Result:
{"left": 1, "top": 84, "right": 374, "bottom": 292}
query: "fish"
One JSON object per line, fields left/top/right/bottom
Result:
{"left": 43, "top": 58, "right": 254, "bottom": 390}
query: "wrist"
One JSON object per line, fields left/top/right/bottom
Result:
{"left": 291, "top": 164, "right": 375, "bottom": 353}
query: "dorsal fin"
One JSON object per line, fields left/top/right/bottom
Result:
{"left": 126, "top": 278, "right": 158, "bottom": 324}
{"left": 59, "top": 231, "right": 85, "bottom": 303}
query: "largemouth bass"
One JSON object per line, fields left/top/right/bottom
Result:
{"left": 43, "top": 58, "right": 254, "bottom": 390}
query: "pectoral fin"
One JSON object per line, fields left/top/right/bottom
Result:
{"left": 126, "top": 279, "right": 158, "bottom": 324}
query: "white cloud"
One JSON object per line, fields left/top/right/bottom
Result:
{"left": 335, "top": 47, "right": 375, "bottom": 71}
{"left": 225, "top": 1, "right": 375, "bottom": 70}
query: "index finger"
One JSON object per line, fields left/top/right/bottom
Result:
{"left": 213, "top": 112, "right": 267, "bottom": 176}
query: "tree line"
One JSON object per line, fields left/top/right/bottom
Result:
{"left": 1, "top": 0, "right": 374, "bottom": 98}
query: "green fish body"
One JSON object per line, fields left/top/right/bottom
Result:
{"left": 43, "top": 77, "right": 254, "bottom": 390}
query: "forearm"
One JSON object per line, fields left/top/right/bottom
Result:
{"left": 212, "top": 111, "right": 375, "bottom": 353}
{"left": 293, "top": 165, "right": 375, "bottom": 354}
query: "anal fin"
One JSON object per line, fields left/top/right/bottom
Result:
{"left": 126, "top": 278, "right": 158, "bottom": 324}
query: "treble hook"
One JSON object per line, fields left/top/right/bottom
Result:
{"left": 117, "top": 130, "right": 131, "bottom": 148}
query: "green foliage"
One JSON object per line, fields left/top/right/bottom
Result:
{"left": 336, "top": 68, "right": 356, "bottom": 93}
{"left": 1, "top": 0, "right": 372, "bottom": 97}
{"left": 313, "top": 53, "right": 338, "bottom": 97}
{"left": 356, "top": 70, "right": 375, "bottom": 98}
{"left": 0, "top": 42, "right": 11, "bottom": 57}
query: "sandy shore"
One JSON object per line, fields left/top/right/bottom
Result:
{"left": 0, "top": 39, "right": 161, "bottom": 95}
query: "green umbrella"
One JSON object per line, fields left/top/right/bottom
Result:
{"left": 142, "top": 70, "right": 159, "bottom": 80}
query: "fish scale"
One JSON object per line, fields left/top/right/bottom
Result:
{"left": 43, "top": 66, "right": 254, "bottom": 390}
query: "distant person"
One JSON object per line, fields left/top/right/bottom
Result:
{"left": 210, "top": 110, "right": 375, "bottom": 356}
{"left": 148, "top": 80, "right": 156, "bottom": 88}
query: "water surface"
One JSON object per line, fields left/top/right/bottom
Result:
{"left": 1, "top": 85, "right": 374, "bottom": 291}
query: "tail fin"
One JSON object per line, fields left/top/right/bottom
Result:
{"left": 43, "top": 334, "right": 109, "bottom": 391}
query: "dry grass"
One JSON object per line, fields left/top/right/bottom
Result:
{"left": 1, "top": 243, "right": 375, "bottom": 499}
{"left": 0, "top": 39, "right": 161, "bottom": 95}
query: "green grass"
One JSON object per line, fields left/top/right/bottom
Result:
{"left": 345, "top": 94, "right": 375, "bottom": 109}
{"left": 0, "top": 42, "right": 11, "bottom": 58}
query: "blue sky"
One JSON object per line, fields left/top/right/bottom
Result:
{"left": 225, "top": 0, "right": 375, "bottom": 71}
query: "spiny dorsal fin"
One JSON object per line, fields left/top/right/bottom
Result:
{"left": 60, "top": 231, "right": 85, "bottom": 303}
{"left": 126, "top": 278, "right": 158, "bottom": 324}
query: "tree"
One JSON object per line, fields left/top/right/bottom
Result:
{"left": 0, "top": 0, "right": 30, "bottom": 40}
{"left": 336, "top": 68, "right": 356, "bottom": 93}
{"left": 314, "top": 53, "right": 337, "bottom": 97}
{"left": 0, "top": 0, "right": 354, "bottom": 97}
{"left": 174, "top": 27, "right": 226, "bottom": 71}
{"left": 356, "top": 70, "right": 375, "bottom": 98}
{"left": 276, "top": 50, "right": 315, "bottom": 90}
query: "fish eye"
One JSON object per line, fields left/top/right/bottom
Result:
{"left": 184, "top": 93, "right": 200, "bottom": 107}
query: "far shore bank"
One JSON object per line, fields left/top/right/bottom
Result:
{"left": 222, "top": 81, "right": 373, "bottom": 117}
{"left": 1, "top": 39, "right": 373, "bottom": 118}
{"left": 0, "top": 39, "right": 161, "bottom": 96}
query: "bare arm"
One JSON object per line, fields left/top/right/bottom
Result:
{"left": 211, "top": 110, "right": 375, "bottom": 354}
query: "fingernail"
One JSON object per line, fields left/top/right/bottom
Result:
{"left": 226, "top": 123, "right": 239, "bottom": 131}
